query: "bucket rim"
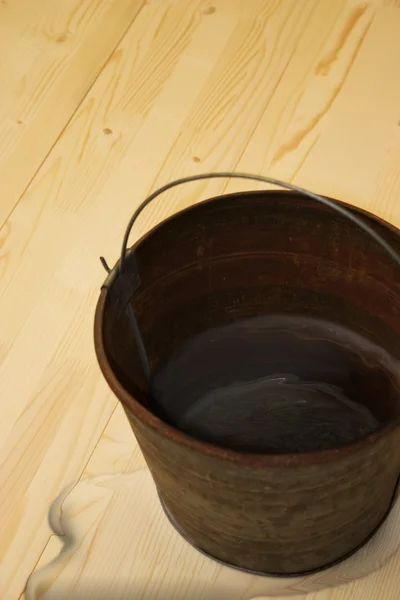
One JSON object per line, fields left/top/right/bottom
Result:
{"left": 94, "top": 189, "right": 400, "bottom": 468}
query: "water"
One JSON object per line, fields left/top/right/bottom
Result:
{"left": 150, "top": 315, "right": 399, "bottom": 454}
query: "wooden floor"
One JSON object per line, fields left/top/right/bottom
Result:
{"left": 1, "top": 0, "right": 400, "bottom": 598}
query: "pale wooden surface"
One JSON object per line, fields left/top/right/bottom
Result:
{"left": 24, "top": 470, "right": 400, "bottom": 600}
{"left": 0, "top": 0, "right": 145, "bottom": 225}
{"left": 1, "top": 0, "right": 400, "bottom": 598}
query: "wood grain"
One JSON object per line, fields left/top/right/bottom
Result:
{"left": 224, "top": 0, "right": 400, "bottom": 214}
{"left": 25, "top": 470, "right": 400, "bottom": 600}
{"left": 2, "top": 0, "right": 400, "bottom": 598}
{"left": 0, "top": 0, "right": 145, "bottom": 226}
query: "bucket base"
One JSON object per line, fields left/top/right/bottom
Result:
{"left": 158, "top": 479, "right": 400, "bottom": 578}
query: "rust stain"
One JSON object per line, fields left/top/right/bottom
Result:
{"left": 271, "top": 18, "right": 373, "bottom": 166}
{"left": 315, "top": 4, "right": 368, "bottom": 76}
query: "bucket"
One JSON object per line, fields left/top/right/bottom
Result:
{"left": 94, "top": 173, "right": 400, "bottom": 575}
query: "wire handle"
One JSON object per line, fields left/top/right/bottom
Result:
{"left": 101, "top": 172, "right": 400, "bottom": 278}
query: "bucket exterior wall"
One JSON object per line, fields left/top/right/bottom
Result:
{"left": 121, "top": 402, "right": 400, "bottom": 574}
{"left": 95, "top": 190, "right": 400, "bottom": 575}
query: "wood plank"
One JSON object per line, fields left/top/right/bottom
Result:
{"left": 0, "top": 0, "right": 145, "bottom": 226}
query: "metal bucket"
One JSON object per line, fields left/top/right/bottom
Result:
{"left": 94, "top": 173, "right": 400, "bottom": 575}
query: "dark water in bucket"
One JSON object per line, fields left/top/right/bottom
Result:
{"left": 150, "top": 315, "right": 398, "bottom": 454}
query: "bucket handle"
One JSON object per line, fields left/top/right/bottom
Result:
{"left": 101, "top": 172, "right": 400, "bottom": 278}
{"left": 100, "top": 171, "right": 400, "bottom": 382}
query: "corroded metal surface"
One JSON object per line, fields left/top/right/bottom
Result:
{"left": 95, "top": 189, "right": 400, "bottom": 574}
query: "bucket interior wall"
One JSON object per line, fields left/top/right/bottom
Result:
{"left": 102, "top": 191, "right": 400, "bottom": 424}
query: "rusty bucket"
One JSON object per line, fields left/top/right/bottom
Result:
{"left": 94, "top": 173, "right": 400, "bottom": 575}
